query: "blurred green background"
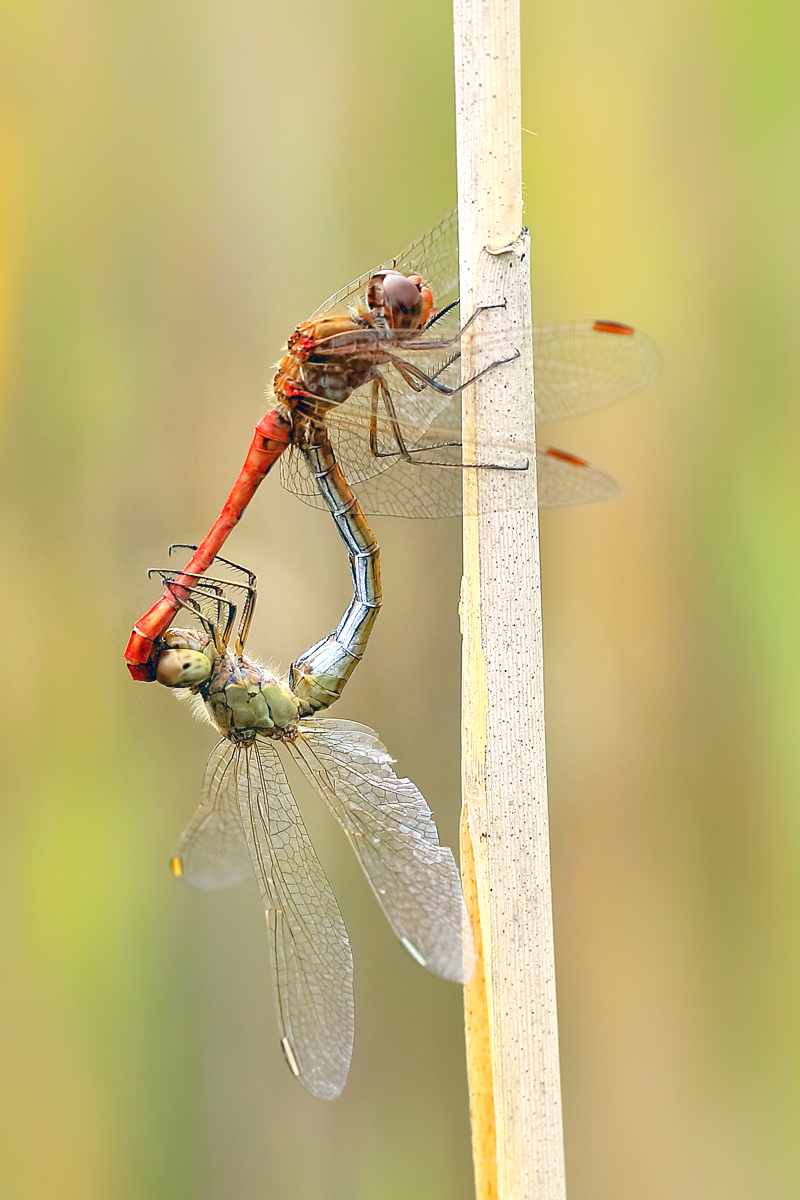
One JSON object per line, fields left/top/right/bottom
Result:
{"left": 2, "top": 0, "right": 799, "bottom": 1196}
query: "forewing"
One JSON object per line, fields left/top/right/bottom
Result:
{"left": 389, "top": 208, "right": 460, "bottom": 313}
{"left": 171, "top": 739, "right": 251, "bottom": 889}
{"left": 285, "top": 213, "right": 657, "bottom": 518}
{"left": 311, "top": 209, "right": 459, "bottom": 321}
{"left": 289, "top": 719, "right": 474, "bottom": 984}
{"left": 298, "top": 317, "right": 658, "bottom": 481}
{"left": 533, "top": 321, "right": 661, "bottom": 420}
{"left": 234, "top": 738, "right": 353, "bottom": 1100}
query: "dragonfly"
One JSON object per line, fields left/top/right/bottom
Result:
{"left": 126, "top": 209, "right": 660, "bottom": 677}
{"left": 152, "top": 440, "right": 472, "bottom": 1100}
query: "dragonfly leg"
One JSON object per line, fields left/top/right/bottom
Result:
{"left": 398, "top": 301, "right": 510, "bottom": 352}
{"left": 370, "top": 374, "right": 465, "bottom": 462}
{"left": 374, "top": 375, "right": 416, "bottom": 463}
{"left": 368, "top": 379, "right": 381, "bottom": 458}
{"left": 166, "top": 547, "right": 256, "bottom": 651}
{"left": 422, "top": 297, "right": 459, "bottom": 330}
{"left": 151, "top": 568, "right": 261, "bottom": 655}
{"left": 367, "top": 377, "right": 453, "bottom": 461}
{"left": 168, "top": 544, "right": 257, "bottom": 590}
{"left": 365, "top": 444, "right": 529, "bottom": 471}
{"left": 387, "top": 346, "right": 520, "bottom": 396}
{"left": 150, "top": 570, "right": 236, "bottom": 651}
{"left": 234, "top": 580, "right": 257, "bottom": 655}
{"left": 368, "top": 374, "right": 469, "bottom": 464}
{"left": 401, "top": 453, "right": 529, "bottom": 471}
{"left": 368, "top": 372, "right": 527, "bottom": 472}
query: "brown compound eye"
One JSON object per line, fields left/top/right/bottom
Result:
{"left": 377, "top": 270, "right": 425, "bottom": 329}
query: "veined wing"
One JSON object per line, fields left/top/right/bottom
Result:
{"left": 311, "top": 209, "right": 459, "bottom": 323}
{"left": 289, "top": 718, "right": 474, "bottom": 984}
{"left": 297, "top": 316, "right": 657, "bottom": 470}
{"left": 233, "top": 737, "right": 354, "bottom": 1100}
{"left": 278, "top": 313, "right": 655, "bottom": 517}
{"left": 314, "top": 317, "right": 658, "bottom": 438}
{"left": 532, "top": 320, "right": 661, "bottom": 420}
{"left": 171, "top": 739, "right": 251, "bottom": 889}
{"left": 309, "top": 203, "right": 657, "bottom": 426}
{"left": 537, "top": 446, "right": 620, "bottom": 506}
{"left": 281, "top": 436, "right": 619, "bottom": 519}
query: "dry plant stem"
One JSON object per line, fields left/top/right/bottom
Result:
{"left": 454, "top": 1, "right": 567, "bottom": 1197}
{"left": 460, "top": 804, "right": 498, "bottom": 1199}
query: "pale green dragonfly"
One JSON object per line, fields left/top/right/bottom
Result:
{"left": 151, "top": 435, "right": 472, "bottom": 1100}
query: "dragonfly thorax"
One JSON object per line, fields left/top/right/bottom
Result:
{"left": 273, "top": 276, "right": 436, "bottom": 420}
{"left": 275, "top": 338, "right": 378, "bottom": 414}
{"left": 205, "top": 654, "right": 300, "bottom": 740}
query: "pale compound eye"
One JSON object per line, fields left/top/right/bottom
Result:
{"left": 155, "top": 648, "right": 211, "bottom": 687}
{"left": 380, "top": 271, "right": 425, "bottom": 327}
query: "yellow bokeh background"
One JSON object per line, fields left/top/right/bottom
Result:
{"left": 2, "top": 1, "right": 799, "bottom": 1197}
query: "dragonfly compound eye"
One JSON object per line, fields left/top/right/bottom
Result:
{"left": 375, "top": 270, "right": 425, "bottom": 329}
{"left": 155, "top": 648, "right": 212, "bottom": 687}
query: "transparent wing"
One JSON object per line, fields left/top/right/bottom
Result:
{"left": 289, "top": 719, "right": 474, "bottom": 983}
{"left": 281, "top": 437, "right": 618, "bottom": 519}
{"left": 532, "top": 320, "right": 662, "bottom": 420}
{"left": 234, "top": 738, "right": 354, "bottom": 1100}
{"left": 171, "top": 739, "right": 252, "bottom": 889}
{"left": 311, "top": 209, "right": 459, "bottom": 322}
{"left": 296, "top": 317, "right": 658, "bottom": 464}
{"left": 280, "top": 435, "right": 465, "bottom": 519}
{"left": 277, "top": 311, "right": 655, "bottom": 518}
{"left": 536, "top": 446, "right": 621, "bottom": 507}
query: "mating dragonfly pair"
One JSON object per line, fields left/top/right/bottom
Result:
{"left": 132, "top": 210, "right": 659, "bottom": 1098}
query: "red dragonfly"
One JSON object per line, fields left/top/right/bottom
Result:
{"left": 126, "top": 210, "right": 659, "bottom": 679}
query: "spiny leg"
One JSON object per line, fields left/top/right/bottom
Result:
{"left": 370, "top": 371, "right": 528, "bottom": 471}
{"left": 367, "top": 377, "right": 422, "bottom": 459}
{"left": 369, "top": 371, "right": 461, "bottom": 461}
{"left": 152, "top": 569, "right": 260, "bottom": 653}
{"left": 234, "top": 578, "right": 257, "bottom": 656}
{"left": 150, "top": 569, "right": 236, "bottom": 650}
{"left": 387, "top": 346, "right": 520, "bottom": 397}
{"left": 398, "top": 301, "right": 511, "bottom": 352}
{"left": 165, "top": 546, "right": 255, "bottom": 649}
{"left": 161, "top": 564, "right": 257, "bottom": 621}
{"left": 169, "top": 543, "right": 256, "bottom": 589}
{"left": 162, "top": 576, "right": 232, "bottom": 650}
{"left": 422, "top": 298, "right": 460, "bottom": 330}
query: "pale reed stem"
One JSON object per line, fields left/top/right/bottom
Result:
{"left": 454, "top": 2, "right": 567, "bottom": 1196}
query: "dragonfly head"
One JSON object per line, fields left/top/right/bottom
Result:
{"left": 367, "top": 270, "right": 432, "bottom": 330}
{"left": 155, "top": 628, "right": 215, "bottom": 688}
